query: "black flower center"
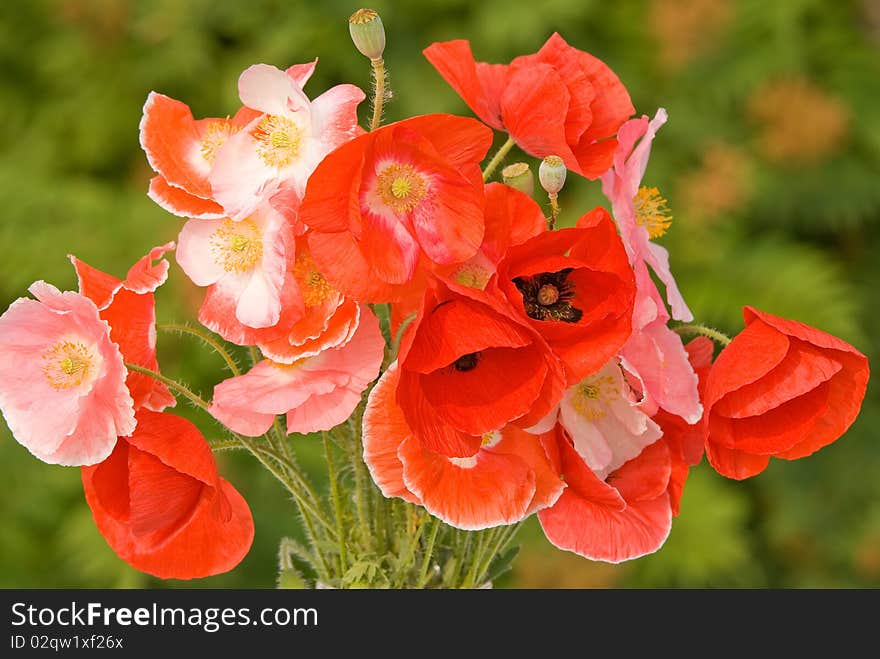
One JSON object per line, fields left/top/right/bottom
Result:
{"left": 513, "top": 268, "right": 583, "bottom": 323}
{"left": 452, "top": 352, "right": 480, "bottom": 372}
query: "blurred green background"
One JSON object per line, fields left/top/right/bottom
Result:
{"left": 1, "top": 0, "right": 878, "bottom": 588}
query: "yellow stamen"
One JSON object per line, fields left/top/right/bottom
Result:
{"left": 199, "top": 120, "right": 239, "bottom": 164}
{"left": 633, "top": 186, "right": 673, "bottom": 239}
{"left": 42, "top": 341, "right": 96, "bottom": 390}
{"left": 377, "top": 163, "right": 426, "bottom": 213}
{"left": 210, "top": 219, "right": 263, "bottom": 273}
{"left": 570, "top": 375, "right": 616, "bottom": 421}
{"left": 291, "top": 252, "right": 335, "bottom": 307}
{"left": 253, "top": 115, "right": 302, "bottom": 168}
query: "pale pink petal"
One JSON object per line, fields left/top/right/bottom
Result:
{"left": 239, "top": 64, "right": 310, "bottom": 115}
{"left": 286, "top": 387, "right": 362, "bottom": 434}
{"left": 235, "top": 270, "right": 281, "bottom": 328}
{"left": 286, "top": 59, "right": 318, "bottom": 88}
{"left": 310, "top": 84, "right": 366, "bottom": 153}
{"left": 123, "top": 242, "right": 175, "bottom": 294}
{"left": 176, "top": 219, "right": 228, "bottom": 286}
{"left": 644, "top": 242, "right": 693, "bottom": 322}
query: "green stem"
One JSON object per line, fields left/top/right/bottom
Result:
{"left": 475, "top": 522, "right": 522, "bottom": 585}
{"left": 463, "top": 531, "right": 489, "bottom": 588}
{"left": 673, "top": 324, "right": 731, "bottom": 346}
{"left": 418, "top": 518, "right": 441, "bottom": 588}
{"left": 124, "top": 363, "right": 210, "bottom": 411}
{"left": 370, "top": 58, "right": 386, "bottom": 131}
{"left": 323, "top": 432, "right": 348, "bottom": 576}
{"left": 482, "top": 136, "right": 516, "bottom": 181}
{"left": 157, "top": 323, "right": 241, "bottom": 376}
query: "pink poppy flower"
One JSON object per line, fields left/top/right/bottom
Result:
{"left": 362, "top": 363, "right": 564, "bottom": 530}
{"left": 139, "top": 92, "right": 258, "bottom": 219}
{"left": 600, "top": 108, "right": 691, "bottom": 327}
{"left": 176, "top": 201, "right": 293, "bottom": 332}
{"left": 209, "top": 306, "right": 384, "bottom": 436}
{"left": 0, "top": 282, "right": 135, "bottom": 466}
{"left": 209, "top": 61, "right": 365, "bottom": 221}
{"left": 70, "top": 243, "right": 176, "bottom": 413}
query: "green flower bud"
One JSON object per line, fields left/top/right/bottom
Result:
{"left": 539, "top": 155, "right": 567, "bottom": 195}
{"left": 349, "top": 9, "right": 386, "bottom": 61}
{"left": 502, "top": 162, "right": 534, "bottom": 196}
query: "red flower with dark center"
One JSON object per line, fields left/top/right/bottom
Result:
{"left": 703, "top": 307, "right": 870, "bottom": 480}
{"left": 302, "top": 114, "right": 493, "bottom": 303}
{"left": 396, "top": 279, "right": 566, "bottom": 458}
{"left": 493, "top": 207, "right": 636, "bottom": 383}
{"left": 424, "top": 33, "right": 634, "bottom": 178}
{"left": 82, "top": 411, "right": 254, "bottom": 579}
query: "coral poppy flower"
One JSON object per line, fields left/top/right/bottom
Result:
{"left": 535, "top": 360, "right": 676, "bottom": 562}
{"left": 424, "top": 33, "right": 634, "bottom": 178}
{"left": 703, "top": 307, "right": 870, "bottom": 480}
{"left": 396, "top": 278, "right": 566, "bottom": 458}
{"left": 209, "top": 306, "right": 384, "bottom": 436}
{"left": 493, "top": 207, "right": 635, "bottom": 383}
{"left": 209, "top": 61, "right": 365, "bottom": 221}
{"left": 177, "top": 201, "right": 293, "bottom": 333}
{"left": 70, "top": 243, "right": 176, "bottom": 413}
{"left": 302, "top": 114, "right": 494, "bottom": 303}
{"left": 139, "top": 92, "right": 258, "bottom": 219}
{"left": 82, "top": 410, "right": 254, "bottom": 579}
{"left": 362, "top": 363, "right": 563, "bottom": 530}
{"left": 538, "top": 426, "right": 674, "bottom": 563}
{"left": 0, "top": 282, "right": 135, "bottom": 466}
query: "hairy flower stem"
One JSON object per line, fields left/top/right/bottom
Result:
{"left": 418, "top": 518, "right": 441, "bottom": 587}
{"left": 157, "top": 323, "right": 241, "bottom": 376}
{"left": 369, "top": 58, "right": 387, "bottom": 131}
{"left": 323, "top": 432, "right": 348, "bottom": 575}
{"left": 482, "top": 136, "right": 516, "bottom": 181}
{"left": 673, "top": 323, "right": 732, "bottom": 346}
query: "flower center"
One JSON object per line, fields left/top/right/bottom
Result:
{"left": 633, "top": 186, "right": 672, "bottom": 239}
{"left": 570, "top": 373, "right": 617, "bottom": 421}
{"left": 199, "top": 120, "right": 239, "bottom": 164}
{"left": 292, "top": 252, "right": 335, "bottom": 307}
{"left": 513, "top": 268, "right": 583, "bottom": 323}
{"left": 253, "top": 115, "right": 302, "bottom": 168}
{"left": 452, "top": 352, "right": 480, "bottom": 372}
{"left": 42, "top": 340, "right": 97, "bottom": 390}
{"left": 377, "top": 163, "right": 426, "bottom": 213}
{"left": 210, "top": 219, "right": 264, "bottom": 273}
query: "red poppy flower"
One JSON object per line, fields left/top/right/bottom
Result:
{"left": 493, "top": 207, "right": 636, "bottom": 383}
{"left": 424, "top": 33, "right": 634, "bottom": 178}
{"left": 70, "top": 244, "right": 177, "bottom": 412}
{"left": 538, "top": 425, "right": 674, "bottom": 563}
{"left": 82, "top": 411, "right": 254, "bottom": 579}
{"left": 302, "top": 114, "right": 493, "bottom": 302}
{"left": 704, "top": 307, "right": 870, "bottom": 480}
{"left": 139, "top": 92, "right": 258, "bottom": 218}
{"left": 395, "top": 278, "right": 566, "bottom": 458}
{"left": 362, "top": 364, "right": 563, "bottom": 530}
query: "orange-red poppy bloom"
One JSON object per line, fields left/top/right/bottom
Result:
{"left": 82, "top": 411, "right": 254, "bottom": 580}
{"left": 363, "top": 364, "right": 563, "bottom": 530}
{"left": 139, "top": 92, "right": 258, "bottom": 218}
{"left": 703, "top": 307, "right": 870, "bottom": 480}
{"left": 493, "top": 207, "right": 635, "bottom": 383}
{"left": 302, "top": 114, "right": 493, "bottom": 302}
{"left": 424, "top": 33, "right": 634, "bottom": 178}
{"left": 395, "top": 278, "right": 566, "bottom": 458}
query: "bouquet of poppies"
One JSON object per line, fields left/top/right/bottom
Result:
{"left": 0, "top": 9, "right": 870, "bottom": 588}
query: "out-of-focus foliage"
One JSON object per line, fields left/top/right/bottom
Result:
{"left": 1, "top": 0, "right": 877, "bottom": 588}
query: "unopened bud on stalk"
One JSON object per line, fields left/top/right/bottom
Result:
{"left": 349, "top": 9, "right": 386, "bottom": 61}
{"left": 502, "top": 162, "right": 534, "bottom": 196}
{"left": 539, "top": 156, "right": 567, "bottom": 195}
